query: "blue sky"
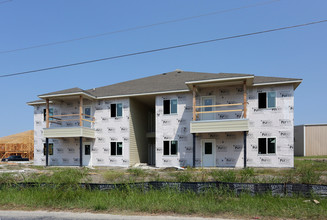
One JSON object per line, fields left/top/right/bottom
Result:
{"left": 0, "top": 0, "right": 326, "bottom": 137}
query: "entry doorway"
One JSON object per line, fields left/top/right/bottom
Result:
{"left": 202, "top": 139, "right": 216, "bottom": 167}
{"left": 83, "top": 106, "right": 92, "bottom": 127}
{"left": 83, "top": 142, "right": 92, "bottom": 166}
{"left": 201, "top": 97, "right": 215, "bottom": 120}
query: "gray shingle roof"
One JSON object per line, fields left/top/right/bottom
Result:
{"left": 253, "top": 76, "right": 301, "bottom": 84}
{"left": 85, "top": 71, "right": 252, "bottom": 97}
{"left": 35, "top": 70, "right": 302, "bottom": 99}
{"left": 39, "top": 87, "right": 85, "bottom": 97}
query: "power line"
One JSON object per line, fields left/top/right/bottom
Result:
{"left": 1, "top": 18, "right": 326, "bottom": 79}
{"left": 0, "top": 0, "right": 280, "bottom": 54}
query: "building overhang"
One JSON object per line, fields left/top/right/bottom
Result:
{"left": 252, "top": 80, "right": 302, "bottom": 90}
{"left": 190, "top": 119, "right": 249, "bottom": 133}
{"left": 38, "top": 92, "right": 96, "bottom": 101}
{"left": 43, "top": 127, "right": 95, "bottom": 139}
{"left": 185, "top": 76, "right": 254, "bottom": 90}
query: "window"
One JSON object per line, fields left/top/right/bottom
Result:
{"left": 163, "top": 99, "right": 177, "bottom": 114}
{"left": 111, "top": 103, "right": 122, "bottom": 117}
{"left": 163, "top": 140, "right": 178, "bottom": 156}
{"left": 258, "top": 92, "right": 276, "bottom": 109}
{"left": 258, "top": 138, "right": 276, "bottom": 154}
{"left": 85, "top": 145, "right": 91, "bottom": 155}
{"left": 43, "top": 143, "right": 53, "bottom": 155}
{"left": 43, "top": 108, "right": 54, "bottom": 121}
{"left": 111, "top": 142, "right": 123, "bottom": 156}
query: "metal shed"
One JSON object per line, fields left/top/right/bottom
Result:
{"left": 294, "top": 124, "right": 327, "bottom": 156}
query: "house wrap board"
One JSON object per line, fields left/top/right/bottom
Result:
{"left": 29, "top": 70, "right": 301, "bottom": 168}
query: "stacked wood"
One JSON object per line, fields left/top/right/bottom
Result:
{"left": 0, "top": 130, "right": 34, "bottom": 160}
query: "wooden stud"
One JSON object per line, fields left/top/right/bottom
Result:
{"left": 79, "top": 95, "right": 83, "bottom": 127}
{"left": 195, "top": 103, "right": 243, "bottom": 108}
{"left": 196, "top": 109, "right": 243, "bottom": 114}
{"left": 243, "top": 81, "right": 247, "bottom": 118}
{"left": 46, "top": 99, "right": 49, "bottom": 128}
{"left": 192, "top": 85, "right": 196, "bottom": 121}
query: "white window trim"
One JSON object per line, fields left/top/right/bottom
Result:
{"left": 257, "top": 91, "right": 277, "bottom": 109}
{"left": 163, "top": 99, "right": 178, "bottom": 115}
{"left": 110, "top": 103, "right": 123, "bottom": 118}
{"left": 163, "top": 140, "right": 179, "bottom": 156}
{"left": 258, "top": 137, "right": 277, "bottom": 155}
{"left": 110, "top": 141, "right": 123, "bottom": 156}
{"left": 201, "top": 139, "right": 216, "bottom": 167}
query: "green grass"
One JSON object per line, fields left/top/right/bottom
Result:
{"left": 0, "top": 186, "right": 325, "bottom": 219}
{"left": 102, "top": 170, "right": 125, "bottom": 182}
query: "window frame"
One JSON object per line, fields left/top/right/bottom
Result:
{"left": 43, "top": 143, "right": 54, "bottom": 156}
{"left": 258, "top": 91, "right": 276, "bottom": 109}
{"left": 163, "top": 140, "right": 178, "bottom": 156}
{"left": 110, "top": 142, "right": 123, "bottom": 156}
{"left": 163, "top": 99, "right": 178, "bottom": 115}
{"left": 110, "top": 103, "right": 123, "bottom": 118}
{"left": 258, "top": 137, "right": 276, "bottom": 155}
{"left": 43, "top": 108, "right": 54, "bottom": 121}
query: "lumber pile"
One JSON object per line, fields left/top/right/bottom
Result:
{"left": 0, "top": 130, "right": 34, "bottom": 160}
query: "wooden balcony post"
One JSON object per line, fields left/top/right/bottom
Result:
{"left": 192, "top": 85, "right": 196, "bottom": 121}
{"left": 46, "top": 99, "right": 49, "bottom": 128}
{"left": 243, "top": 81, "right": 247, "bottom": 118}
{"left": 79, "top": 95, "right": 83, "bottom": 127}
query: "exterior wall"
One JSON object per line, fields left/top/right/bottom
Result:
{"left": 194, "top": 85, "right": 245, "bottom": 167}
{"left": 294, "top": 125, "right": 304, "bottom": 156}
{"left": 92, "top": 98, "right": 130, "bottom": 167}
{"left": 129, "top": 98, "right": 148, "bottom": 166}
{"left": 305, "top": 125, "right": 327, "bottom": 156}
{"left": 33, "top": 98, "right": 130, "bottom": 167}
{"left": 33, "top": 104, "right": 94, "bottom": 166}
{"left": 195, "top": 132, "right": 244, "bottom": 167}
{"left": 195, "top": 85, "right": 244, "bottom": 120}
{"left": 247, "top": 84, "right": 294, "bottom": 167}
{"left": 155, "top": 93, "right": 193, "bottom": 167}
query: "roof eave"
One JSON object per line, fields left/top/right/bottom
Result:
{"left": 185, "top": 76, "right": 255, "bottom": 90}
{"left": 38, "top": 91, "right": 96, "bottom": 100}
{"left": 252, "top": 80, "right": 302, "bottom": 90}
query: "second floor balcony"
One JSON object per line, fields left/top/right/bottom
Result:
{"left": 190, "top": 82, "right": 249, "bottom": 134}
{"left": 43, "top": 96, "right": 95, "bottom": 139}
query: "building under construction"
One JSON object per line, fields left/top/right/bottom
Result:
{"left": 0, "top": 130, "right": 34, "bottom": 160}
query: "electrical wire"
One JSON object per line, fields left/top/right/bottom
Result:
{"left": 0, "top": 0, "right": 280, "bottom": 54}
{"left": 1, "top": 18, "right": 326, "bottom": 78}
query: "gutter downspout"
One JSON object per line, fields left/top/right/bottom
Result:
{"left": 243, "top": 131, "right": 247, "bottom": 168}
{"left": 193, "top": 134, "right": 196, "bottom": 167}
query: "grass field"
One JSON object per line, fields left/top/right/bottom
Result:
{"left": 0, "top": 185, "right": 326, "bottom": 219}
{"left": 0, "top": 156, "right": 326, "bottom": 219}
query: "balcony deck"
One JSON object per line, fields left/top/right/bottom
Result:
{"left": 43, "top": 127, "right": 95, "bottom": 138}
{"left": 190, "top": 118, "right": 249, "bottom": 133}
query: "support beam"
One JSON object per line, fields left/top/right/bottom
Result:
{"left": 243, "top": 81, "right": 247, "bottom": 118}
{"left": 79, "top": 95, "right": 83, "bottom": 127}
{"left": 193, "top": 134, "right": 196, "bottom": 167}
{"left": 243, "top": 131, "right": 247, "bottom": 168}
{"left": 46, "top": 99, "right": 49, "bottom": 128}
{"left": 80, "top": 137, "right": 83, "bottom": 167}
{"left": 192, "top": 85, "right": 196, "bottom": 121}
{"left": 45, "top": 138, "right": 49, "bottom": 166}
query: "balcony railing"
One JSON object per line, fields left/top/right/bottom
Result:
{"left": 194, "top": 103, "right": 244, "bottom": 121}
{"left": 49, "top": 114, "right": 95, "bottom": 128}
